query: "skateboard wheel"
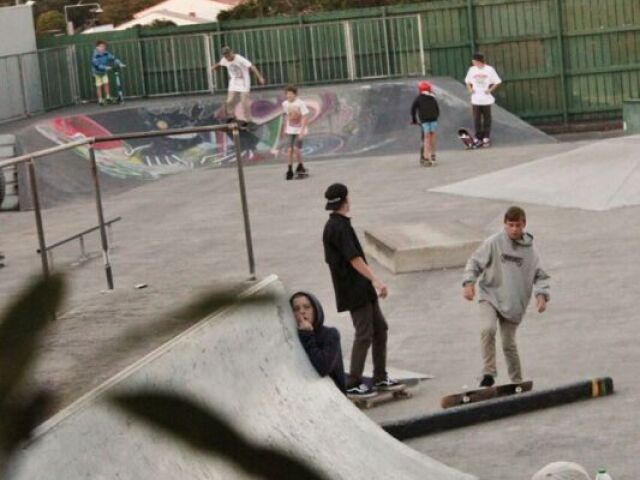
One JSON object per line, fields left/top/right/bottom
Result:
{"left": 462, "top": 395, "right": 470, "bottom": 403}
{"left": 515, "top": 386, "right": 523, "bottom": 393}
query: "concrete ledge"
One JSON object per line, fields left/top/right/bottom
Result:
{"left": 363, "top": 222, "right": 483, "bottom": 274}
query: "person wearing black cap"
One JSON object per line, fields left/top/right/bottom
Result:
{"left": 290, "top": 291, "right": 347, "bottom": 394}
{"left": 322, "top": 183, "right": 402, "bottom": 397}
{"left": 464, "top": 53, "right": 502, "bottom": 147}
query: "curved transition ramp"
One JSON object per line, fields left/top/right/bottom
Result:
{"left": 11, "top": 275, "right": 475, "bottom": 480}
{"left": 17, "top": 78, "right": 551, "bottom": 208}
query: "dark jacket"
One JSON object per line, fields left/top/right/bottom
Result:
{"left": 411, "top": 92, "right": 440, "bottom": 123}
{"left": 291, "top": 292, "right": 346, "bottom": 393}
{"left": 323, "top": 213, "right": 377, "bottom": 312}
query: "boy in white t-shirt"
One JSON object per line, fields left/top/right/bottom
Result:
{"left": 280, "top": 85, "right": 310, "bottom": 180}
{"left": 464, "top": 53, "right": 502, "bottom": 147}
{"left": 212, "top": 46, "right": 265, "bottom": 124}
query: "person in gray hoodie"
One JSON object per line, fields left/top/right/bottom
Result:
{"left": 290, "top": 291, "right": 346, "bottom": 393}
{"left": 462, "top": 206, "right": 550, "bottom": 387}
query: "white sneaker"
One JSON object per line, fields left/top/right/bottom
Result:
{"left": 346, "top": 383, "right": 376, "bottom": 398}
{"left": 373, "top": 377, "right": 404, "bottom": 392}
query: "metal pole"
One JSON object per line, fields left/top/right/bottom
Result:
{"left": 416, "top": 14, "right": 426, "bottom": 76}
{"left": 231, "top": 126, "right": 256, "bottom": 280}
{"left": 554, "top": 0, "right": 569, "bottom": 125}
{"left": 88, "top": 146, "right": 114, "bottom": 289}
{"left": 204, "top": 34, "right": 214, "bottom": 94}
{"left": 28, "top": 160, "right": 49, "bottom": 279}
{"left": 170, "top": 37, "right": 180, "bottom": 93}
{"left": 466, "top": 0, "right": 476, "bottom": 56}
{"left": 343, "top": 21, "right": 357, "bottom": 81}
{"left": 17, "top": 54, "right": 30, "bottom": 117}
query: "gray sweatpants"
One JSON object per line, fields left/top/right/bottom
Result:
{"left": 479, "top": 300, "right": 522, "bottom": 383}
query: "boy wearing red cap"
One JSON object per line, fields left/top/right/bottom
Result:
{"left": 411, "top": 80, "right": 440, "bottom": 166}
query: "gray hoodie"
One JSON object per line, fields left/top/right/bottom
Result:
{"left": 463, "top": 231, "right": 550, "bottom": 323}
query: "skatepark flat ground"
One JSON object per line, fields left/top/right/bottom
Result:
{"left": 2, "top": 130, "right": 638, "bottom": 478}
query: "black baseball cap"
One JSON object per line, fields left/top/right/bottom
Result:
{"left": 324, "top": 183, "right": 348, "bottom": 210}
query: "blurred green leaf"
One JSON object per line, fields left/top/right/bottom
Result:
{"left": 0, "top": 274, "right": 66, "bottom": 399}
{"left": 0, "top": 390, "right": 55, "bottom": 455}
{"left": 110, "top": 390, "right": 328, "bottom": 480}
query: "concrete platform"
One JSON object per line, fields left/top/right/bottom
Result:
{"left": 431, "top": 134, "right": 640, "bottom": 211}
{"left": 364, "top": 222, "right": 483, "bottom": 273}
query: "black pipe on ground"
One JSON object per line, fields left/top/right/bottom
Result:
{"left": 382, "top": 377, "right": 614, "bottom": 440}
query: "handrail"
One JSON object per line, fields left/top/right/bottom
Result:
{"left": 0, "top": 138, "right": 91, "bottom": 169}
{"left": 37, "top": 217, "right": 122, "bottom": 253}
{"left": 2, "top": 120, "right": 255, "bottom": 288}
{"left": 0, "top": 123, "right": 239, "bottom": 169}
{"left": 93, "top": 123, "right": 238, "bottom": 143}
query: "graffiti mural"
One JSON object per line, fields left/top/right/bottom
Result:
{"left": 34, "top": 83, "right": 421, "bottom": 179}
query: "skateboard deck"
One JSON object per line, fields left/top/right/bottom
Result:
{"left": 346, "top": 375, "right": 414, "bottom": 409}
{"left": 458, "top": 128, "right": 476, "bottom": 149}
{"left": 295, "top": 172, "right": 309, "bottom": 179}
{"left": 441, "top": 380, "right": 533, "bottom": 409}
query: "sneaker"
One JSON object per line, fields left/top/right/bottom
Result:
{"left": 346, "top": 383, "right": 376, "bottom": 398}
{"left": 420, "top": 157, "right": 432, "bottom": 167}
{"left": 430, "top": 154, "right": 437, "bottom": 164}
{"left": 480, "top": 374, "right": 495, "bottom": 387}
{"left": 98, "top": 100, "right": 105, "bottom": 106}
{"left": 286, "top": 169, "right": 294, "bottom": 180}
{"left": 482, "top": 137, "right": 490, "bottom": 148}
{"left": 374, "top": 377, "right": 404, "bottom": 391}
{"left": 295, "top": 163, "right": 307, "bottom": 174}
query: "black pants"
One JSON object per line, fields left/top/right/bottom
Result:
{"left": 473, "top": 105, "right": 492, "bottom": 140}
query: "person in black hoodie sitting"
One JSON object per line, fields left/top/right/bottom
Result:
{"left": 290, "top": 291, "right": 346, "bottom": 394}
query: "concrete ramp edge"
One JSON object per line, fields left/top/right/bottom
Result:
{"left": 12, "top": 274, "right": 475, "bottom": 480}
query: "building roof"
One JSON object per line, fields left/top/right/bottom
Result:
{"left": 134, "top": 0, "right": 240, "bottom": 19}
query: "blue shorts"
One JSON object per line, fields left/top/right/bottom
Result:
{"left": 421, "top": 121, "right": 438, "bottom": 133}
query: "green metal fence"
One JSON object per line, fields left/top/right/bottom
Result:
{"left": 35, "top": 0, "right": 640, "bottom": 124}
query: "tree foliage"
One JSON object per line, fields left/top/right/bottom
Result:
{"left": 218, "top": 0, "right": 425, "bottom": 21}
{"left": 35, "top": 10, "right": 66, "bottom": 36}
{"left": 142, "top": 19, "right": 178, "bottom": 29}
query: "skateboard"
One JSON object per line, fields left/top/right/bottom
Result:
{"left": 458, "top": 128, "right": 477, "bottom": 149}
{"left": 346, "top": 376, "right": 413, "bottom": 409}
{"left": 295, "top": 170, "right": 309, "bottom": 180}
{"left": 440, "top": 380, "right": 533, "bottom": 409}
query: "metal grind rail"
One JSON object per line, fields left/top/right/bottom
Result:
{"left": 36, "top": 217, "right": 122, "bottom": 272}
{"left": 2, "top": 123, "right": 256, "bottom": 301}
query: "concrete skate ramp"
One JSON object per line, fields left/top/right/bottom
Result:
{"left": 18, "top": 78, "right": 550, "bottom": 207}
{"left": 431, "top": 135, "right": 640, "bottom": 211}
{"left": 11, "top": 275, "right": 475, "bottom": 480}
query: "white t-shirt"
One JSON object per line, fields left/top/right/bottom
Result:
{"left": 465, "top": 65, "right": 502, "bottom": 105}
{"left": 282, "top": 98, "right": 310, "bottom": 135}
{"left": 220, "top": 54, "right": 252, "bottom": 93}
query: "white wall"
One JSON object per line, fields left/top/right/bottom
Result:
{"left": 0, "top": 5, "right": 43, "bottom": 122}
{"left": 135, "top": 0, "right": 228, "bottom": 21}
{"left": 0, "top": 5, "right": 37, "bottom": 56}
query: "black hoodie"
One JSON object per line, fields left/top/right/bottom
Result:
{"left": 290, "top": 292, "right": 346, "bottom": 393}
{"left": 411, "top": 92, "right": 440, "bottom": 123}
